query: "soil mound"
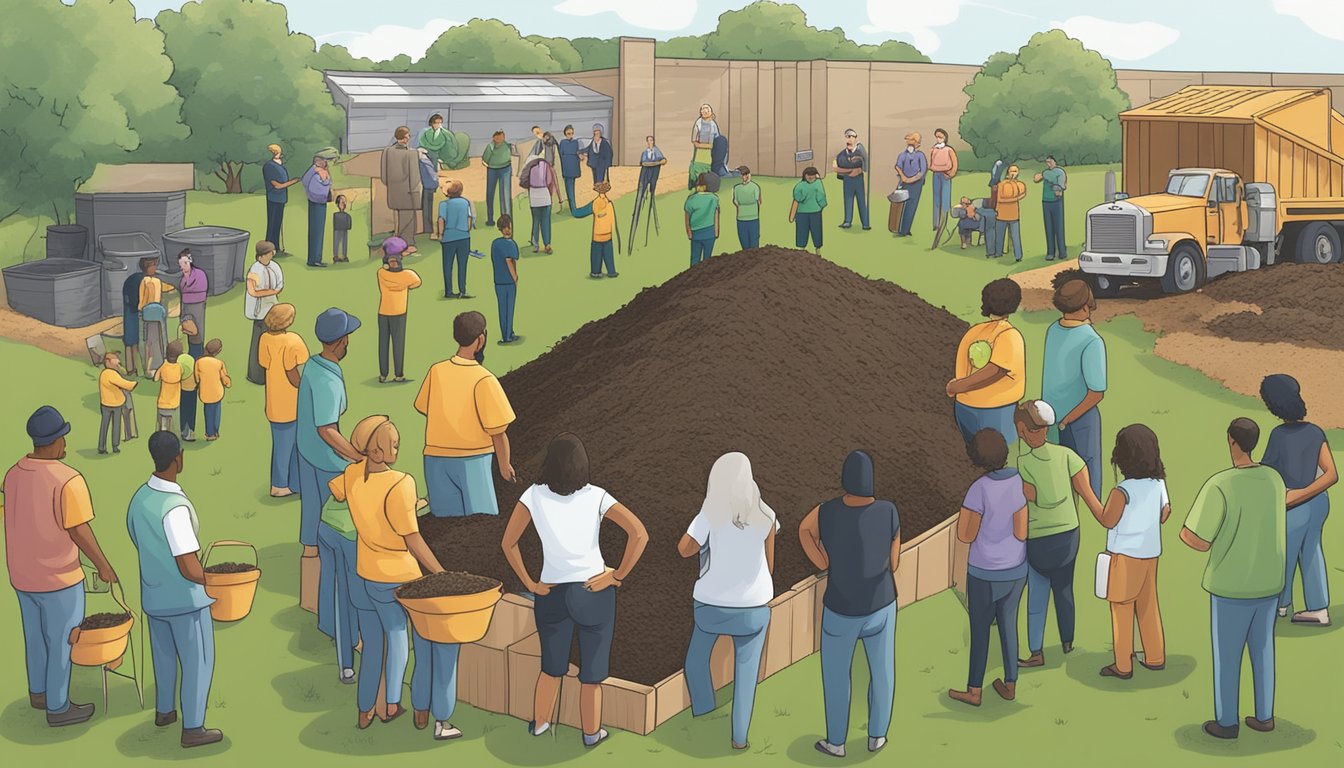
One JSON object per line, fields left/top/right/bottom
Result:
{"left": 79, "top": 612, "right": 132, "bottom": 631}
{"left": 203, "top": 562, "right": 259, "bottom": 574}
{"left": 397, "top": 572, "right": 502, "bottom": 599}
{"left": 421, "top": 248, "right": 979, "bottom": 684}
{"left": 1201, "top": 264, "right": 1344, "bottom": 351}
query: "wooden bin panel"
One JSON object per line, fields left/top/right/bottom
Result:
{"left": 916, "top": 522, "right": 953, "bottom": 600}
{"left": 654, "top": 671, "right": 691, "bottom": 727}
{"left": 813, "top": 574, "right": 827, "bottom": 650}
{"left": 478, "top": 593, "right": 536, "bottom": 650}
{"left": 603, "top": 678, "right": 657, "bottom": 735}
{"left": 895, "top": 545, "right": 919, "bottom": 609}
{"left": 506, "top": 633, "right": 580, "bottom": 726}
{"left": 951, "top": 533, "right": 970, "bottom": 594}
{"left": 758, "top": 589, "right": 797, "bottom": 682}
{"left": 458, "top": 643, "right": 509, "bottom": 714}
{"left": 790, "top": 575, "right": 821, "bottom": 662}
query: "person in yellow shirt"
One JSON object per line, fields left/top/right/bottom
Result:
{"left": 414, "top": 311, "right": 517, "bottom": 517}
{"left": 194, "top": 339, "right": 231, "bottom": 441}
{"left": 994, "top": 165, "right": 1028, "bottom": 262}
{"left": 572, "top": 181, "right": 619, "bottom": 278}
{"left": 153, "top": 341, "right": 184, "bottom": 434}
{"left": 98, "top": 352, "right": 138, "bottom": 455}
{"left": 947, "top": 279, "right": 1026, "bottom": 447}
{"left": 328, "top": 415, "right": 453, "bottom": 736}
{"left": 138, "top": 259, "right": 175, "bottom": 376}
{"left": 137, "top": 259, "right": 175, "bottom": 310}
{"left": 257, "top": 303, "right": 309, "bottom": 497}
{"left": 375, "top": 236, "right": 422, "bottom": 384}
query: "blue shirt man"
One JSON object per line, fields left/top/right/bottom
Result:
{"left": 834, "top": 130, "right": 870, "bottom": 230}
{"left": 262, "top": 145, "right": 294, "bottom": 249}
{"left": 491, "top": 219, "right": 520, "bottom": 343}
{"left": 894, "top": 134, "right": 928, "bottom": 237}
{"left": 438, "top": 190, "right": 474, "bottom": 298}
{"left": 585, "top": 124, "right": 613, "bottom": 184}
{"left": 296, "top": 308, "right": 359, "bottom": 551}
{"left": 1041, "top": 279, "right": 1107, "bottom": 498}
{"left": 558, "top": 126, "right": 583, "bottom": 214}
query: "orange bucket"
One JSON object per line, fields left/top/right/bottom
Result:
{"left": 69, "top": 582, "right": 134, "bottom": 668}
{"left": 397, "top": 580, "right": 503, "bottom": 644}
{"left": 202, "top": 540, "right": 262, "bottom": 622}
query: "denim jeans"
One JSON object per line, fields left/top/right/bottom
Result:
{"left": 361, "top": 579, "right": 409, "bottom": 711}
{"left": 180, "top": 388, "right": 198, "bottom": 435}
{"left": 979, "top": 209, "right": 1000, "bottom": 256}
{"left": 202, "top": 401, "right": 221, "bottom": 437}
{"left": 266, "top": 200, "right": 285, "bottom": 247}
{"left": 736, "top": 220, "right": 760, "bottom": 250}
{"left": 563, "top": 177, "right": 579, "bottom": 213}
{"left": 820, "top": 603, "right": 896, "bottom": 747}
{"left": 1210, "top": 594, "right": 1276, "bottom": 727}
{"left": 842, "top": 175, "right": 870, "bottom": 228}
{"left": 953, "top": 401, "right": 1016, "bottom": 448}
{"left": 440, "top": 238, "right": 470, "bottom": 296}
{"left": 794, "top": 211, "right": 823, "bottom": 249}
{"left": 531, "top": 205, "right": 552, "bottom": 246}
{"left": 1026, "top": 529, "right": 1079, "bottom": 653}
{"left": 148, "top": 607, "right": 214, "bottom": 729}
{"left": 307, "top": 201, "right": 327, "bottom": 265}
{"left": 997, "top": 219, "right": 1023, "bottom": 261}
{"left": 16, "top": 583, "right": 84, "bottom": 714}
{"left": 485, "top": 166, "right": 512, "bottom": 222}
{"left": 495, "top": 283, "right": 517, "bottom": 342}
{"left": 590, "top": 240, "right": 616, "bottom": 276}
{"left": 684, "top": 602, "right": 770, "bottom": 745}
{"left": 1281, "top": 495, "right": 1330, "bottom": 612}
{"left": 1057, "top": 406, "right": 1102, "bottom": 499}
{"left": 931, "top": 172, "right": 952, "bottom": 228}
{"left": 897, "top": 179, "right": 924, "bottom": 236}
{"left": 966, "top": 575, "right": 1025, "bottom": 688}
{"left": 316, "top": 522, "right": 359, "bottom": 670}
{"left": 423, "top": 454, "right": 499, "bottom": 517}
{"left": 269, "top": 420, "right": 300, "bottom": 493}
{"left": 1043, "top": 199, "right": 1067, "bottom": 259}
{"left": 411, "top": 628, "right": 460, "bottom": 722}
{"left": 297, "top": 454, "right": 338, "bottom": 547}
{"left": 690, "top": 228, "right": 716, "bottom": 266}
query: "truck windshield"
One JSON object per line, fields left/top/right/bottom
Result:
{"left": 1165, "top": 173, "right": 1211, "bottom": 197}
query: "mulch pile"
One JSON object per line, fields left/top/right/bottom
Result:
{"left": 420, "top": 248, "right": 979, "bottom": 684}
{"left": 397, "top": 572, "right": 502, "bottom": 599}
{"left": 1201, "top": 264, "right": 1344, "bottom": 351}
{"left": 79, "top": 612, "right": 132, "bottom": 631}
{"left": 203, "top": 562, "right": 258, "bottom": 574}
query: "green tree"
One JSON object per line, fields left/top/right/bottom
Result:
{"left": 527, "top": 35, "right": 583, "bottom": 72}
{"left": 0, "top": 0, "right": 185, "bottom": 223}
{"left": 701, "top": 2, "right": 928, "bottom": 62}
{"left": 960, "top": 30, "right": 1130, "bottom": 166}
{"left": 657, "top": 34, "right": 709, "bottom": 58}
{"left": 855, "top": 40, "right": 930, "bottom": 64}
{"left": 571, "top": 37, "right": 620, "bottom": 70}
{"left": 157, "top": 0, "right": 343, "bottom": 193}
{"left": 312, "top": 42, "right": 381, "bottom": 73}
{"left": 418, "top": 19, "right": 561, "bottom": 73}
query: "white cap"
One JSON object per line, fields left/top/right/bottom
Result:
{"left": 1027, "top": 400, "right": 1056, "bottom": 427}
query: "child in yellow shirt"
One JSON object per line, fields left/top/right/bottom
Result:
{"left": 153, "top": 341, "right": 184, "bottom": 433}
{"left": 195, "top": 338, "right": 232, "bottom": 441}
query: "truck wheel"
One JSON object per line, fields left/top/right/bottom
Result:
{"left": 1089, "top": 273, "right": 1122, "bottom": 299}
{"left": 1295, "top": 222, "right": 1341, "bottom": 264}
{"left": 1160, "top": 244, "right": 1204, "bottom": 294}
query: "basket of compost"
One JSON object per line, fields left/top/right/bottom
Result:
{"left": 202, "top": 540, "right": 262, "bottom": 622}
{"left": 69, "top": 583, "right": 135, "bottom": 668}
{"left": 396, "top": 571, "right": 504, "bottom": 644}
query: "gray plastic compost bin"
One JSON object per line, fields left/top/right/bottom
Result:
{"left": 2, "top": 258, "right": 104, "bottom": 328}
{"left": 162, "top": 227, "right": 250, "bottom": 296}
{"left": 46, "top": 225, "right": 89, "bottom": 260}
{"left": 97, "top": 232, "right": 162, "bottom": 318}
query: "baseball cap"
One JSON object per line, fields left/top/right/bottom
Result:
{"left": 315, "top": 308, "right": 361, "bottom": 344}
{"left": 382, "top": 236, "right": 408, "bottom": 257}
{"left": 315, "top": 147, "right": 340, "bottom": 161}
{"left": 27, "top": 405, "right": 70, "bottom": 447}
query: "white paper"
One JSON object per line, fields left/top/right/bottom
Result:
{"left": 1094, "top": 552, "right": 1112, "bottom": 599}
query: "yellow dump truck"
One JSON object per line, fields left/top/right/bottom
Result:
{"left": 1081, "top": 86, "right": 1344, "bottom": 295}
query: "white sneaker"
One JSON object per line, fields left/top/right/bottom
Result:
{"left": 1291, "top": 609, "right": 1331, "bottom": 626}
{"left": 869, "top": 736, "right": 887, "bottom": 753}
{"left": 339, "top": 668, "right": 355, "bottom": 684}
{"left": 582, "top": 728, "right": 609, "bottom": 748}
{"left": 815, "top": 740, "right": 846, "bottom": 758}
{"left": 434, "top": 721, "right": 463, "bottom": 741}
{"left": 1278, "top": 606, "right": 1289, "bottom": 618}
{"left": 529, "top": 721, "right": 550, "bottom": 736}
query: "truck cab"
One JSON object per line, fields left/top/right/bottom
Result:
{"left": 1081, "top": 168, "right": 1273, "bottom": 296}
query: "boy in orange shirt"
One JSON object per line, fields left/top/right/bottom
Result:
{"left": 194, "top": 339, "right": 232, "bottom": 441}
{"left": 153, "top": 341, "right": 184, "bottom": 433}
{"left": 571, "top": 181, "right": 619, "bottom": 278}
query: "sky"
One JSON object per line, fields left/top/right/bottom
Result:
{"left": 123, "top": 0, "right": 1344, "bottom": 72}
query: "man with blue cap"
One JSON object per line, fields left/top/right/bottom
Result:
{"left": 798, "top": 450, "right": 900, "bottom": 758}
{"left": 4, "top": 406, "right": 118, "bottom": 727}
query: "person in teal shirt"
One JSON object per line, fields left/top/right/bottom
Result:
{"left": 481, "top": 131, "right": 513, "bottom": 226}
{"left": 685, "top": 173, "right": 720, "bottom": 266}
{"left": 1034, "top": 156, "right": 1068, "bottom": 260}
{"left": 126, "top": 431, "right": 222, "bottom": 748}
{"left": 1181, "top": 418, "right": 1286, "bottom": 740}
{"left": 437, "top": 180, "right": 474, "bottom": 298}
{"left": 491, "top": 215, "right": 520, "bottom": 343}
{"left": 732, "top": 166, "right": 762, "bottom": 249}
{"left": 1041, "top": 278, "right": 1107, "bottom": 498}
{"left": 789, "top": 167, "right": 827, "bottom": 254}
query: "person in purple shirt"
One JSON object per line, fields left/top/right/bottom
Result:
{"left": 894, "top": 132, "right": 927, "bottom": 237}
{"left": 949, "top": 428, "right": 1028, "bottom": 707}
{"left": 176, "top": 250, "right": 208, "bottom": 350}
{"left": 302, "top": 148, "right": 339, "bottom": 267}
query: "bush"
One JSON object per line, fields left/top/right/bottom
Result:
{"left": 959, "top": 30, "right": 1130, "bottom": 167}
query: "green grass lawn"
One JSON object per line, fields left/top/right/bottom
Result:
{"left": 0, "top": 165, "right": 1340, "bottom": 765}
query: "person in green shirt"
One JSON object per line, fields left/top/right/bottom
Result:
{"left": 685, "top": 173, "right": 720, "bottom": 267}
{"left": 789, "top": 167, "right": 827, "bottom": 255}
{"left": 417, "top": 113, "right": 471, "bottom": 171}
{"left": 1033, "top": 155, "right": 1068, "bottom": 261}
{"left": 481, "top": 130, "right": 514, "bottom": 226}
{"left": 732, "top": 166, "right": 762, "bottom": 250}
{"left": 1181, "top": 418, "right": 1286, "bottom": 740}
{"left": 1014, "top": 399, "right": 1101, "bottom": 669}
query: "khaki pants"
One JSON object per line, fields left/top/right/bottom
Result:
{"left": 395, "top": 209, "right": 417, "bottom": 245}
{"left": 1107, "top": 553, "right": 1165, "bottom": 674}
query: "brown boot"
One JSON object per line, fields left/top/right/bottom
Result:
{"left": 1244, "top": 716, "right": 1275, "bottom": 732}
{"left": 992, "top": 679, "right": 1016, "bottom": 701}
{"left": 1018, "top": 651, "right": 1045, "bottom": 668}
{"left": 414, "top": 710, "right": 430, "bottom": 730}
{"left": 948, "top": 687, "right": 982, "bottom": 706}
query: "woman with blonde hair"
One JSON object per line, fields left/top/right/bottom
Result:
{"left": 329, "top": 416, "right": 459, "bottom": 740}
{"left": 678, "top": 452, "right": 779, "bottom": 750}
{"left": 257, "top": 303, "right": 308, "bottom": 497}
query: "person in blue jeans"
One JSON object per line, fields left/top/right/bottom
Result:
{"left": 799, "top": 450, "right": 898, "bottom": 758}
{"left": 1034, "top": 156, "right": 1068, "bottom": 260}
{"left": 481, "top": 130, "right": 513, "bottom": 226}
{"left": 491, "top": 215, "right": 520, "bottom": 343}
{"left": 1042, "top": 277, "right": 1108, "bottom": 499}
{"left": 558, "top": 125, "right": 582, "bottom": 214}
{"left": 685, "top": 173, "right": 720, "bottom": 266}
{"left": 436, "top": 180, "right": 474, "bottom": 298}
{"left": 1181, "top": 418, "right": 1286, "bottom": 740}
{"left": 731, "top": 167, "right": 762, "bottom": 249}
{"left": 894, "top": 132, "right": 927, "bottom": 237}
{"left": 679, "top": 452, "right": 779, "bottom": 750}
{"left": 833, "top": 129, "right": 870, "bottom": 230}
{"left": 316, "top": 498, "right": 361, "bottom": 685}
{"left": 126, "top": 432, "right": 223, "bottom": 748}
{"left": 789, "top": 167, "right": 827, "bottom": 255}
{"left": 1259, "top": 374, "right": 1336, "bottom": 627}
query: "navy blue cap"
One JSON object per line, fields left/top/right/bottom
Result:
{"left": 315, "top": 308, "right": 361, "bottom": 344}
{"left": 841, "top": 450, "right": 874, "bottom": 496}
{"left": 27, "top": 405, "right": 70, "bottom": 447}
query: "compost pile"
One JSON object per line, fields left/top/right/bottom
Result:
{"left": 420, "top": 248, "right": 978, "bottom": 684}
{"left": 79, "top": 612, "right": 132, "bottom": 630}
{"left": 1200, "top": 263, "right": 1344, "bottom": 351}
{"left": 203, "top": 562, "right": 258, "bottom": 574}
{"left": 397, "top": 572, "right": 502, "bottom": 599}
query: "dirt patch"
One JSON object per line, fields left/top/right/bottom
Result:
{"left": 396, "top": 571, "right": 502, "bottom": 599}
{"left": 421, "top": 248, "right": 978, "bottom": 684}
{"left": 1013, "top": 261, "right": 1344, "bottom": 428}
{"left": 203, "top": 562, "right": 259, "bottom": 574}
{"left": 79, "top": 612, "right": 132, "bottom": 631}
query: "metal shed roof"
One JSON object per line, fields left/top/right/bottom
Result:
{"left": 1123, "top": 86, "right": 1324, "bottom": 122}
{"left": 324, "top": 72, "right": 611, "bottom": 108}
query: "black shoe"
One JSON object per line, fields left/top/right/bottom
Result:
{"left": 308, "top": 262, "right": 327, "bottom": 268}
{"left": 156, "top": 710, "right": 178, "bottom": 727}
{"left": 181, "top": 727, "right": 224, "bottom": 748}
{"left": 1203, "top": 720, "right": 1239, "bottom": 740}
{"left": 445, "top": 292, "right": 459, "bottom": 299}
{"left": 485, "top": 220, "right": 495, "bottom": 227}
{"left": 589, "top": 274, "right": 603, "bottom": 279}
{"left": 97, "top": 449, "right": 107, "bottom": 455}
{"left": 862, "top": 226, "right": 872, "bottom": 230}
{"left": 607, "top": 272, "right": 619, "bottom": 278}
{"left": 47, "top": 702, "right": 94, "bottom": 727}
{"left": 459, "top": 294, "right": 474, "bottom": 299}
{"left": 1062, "top": 642, "right": 1074, "bottom": 654}
{"left": 839, "top": 223, "right": 852, "bottom": 229}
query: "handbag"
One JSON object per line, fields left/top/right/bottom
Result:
{"left": 1094, "top": 552, "right": 1112, "bottom": 599}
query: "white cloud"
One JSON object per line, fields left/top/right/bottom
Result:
{"left": 1050, "top": 16, "right": 1180, "bottom": 61}
{"left": 553, "top": 0, "right": 697, "bottom": 31}
{"left": 864, "top": 0, "right": 965, "bottom": 54}
{"left": 318, "top": 19, "right": 460, "bottom": 61}
{"left": 1273, "top": 0, "right": 1344, "bottom": 40}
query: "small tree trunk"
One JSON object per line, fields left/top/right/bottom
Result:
{"left": 225, "top": 162, "right": 244, "bottom": 194}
